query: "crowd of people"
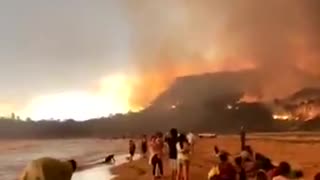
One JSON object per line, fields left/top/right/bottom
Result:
{"left": 208, "top": 145, "right": 305, "bottom": 180}
{"left": 128, "top": 128, "right": 195, "bottom": 180}
{"left": 127, "top": 128, "right": 320, "bottom": 180}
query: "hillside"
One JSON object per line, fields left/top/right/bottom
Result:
{"left": 0, "top": 70, "right": 320, "bottom": 138}
{"left": 0, "top": 70, "right": 306, "bottom": 138}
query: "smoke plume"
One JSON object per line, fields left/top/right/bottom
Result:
{"left": 121, "top": 0, "right": 320, "bottom": 106}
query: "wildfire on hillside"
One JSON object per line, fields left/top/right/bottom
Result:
{"left": 238, "top": 91, "right": 320, "bottom": 121}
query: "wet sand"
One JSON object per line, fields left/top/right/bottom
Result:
{"left": 73, "top": 155, "right": 139, "bottom": 180}
{"left": 112, "top": 135, "right": 320, "bottom": 180}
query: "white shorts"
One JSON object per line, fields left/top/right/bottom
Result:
{"left": 169, "top": 159, "right": 177, "bottom": 170}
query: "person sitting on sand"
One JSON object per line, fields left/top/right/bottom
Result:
{"left": 256, "top": 170, "right": 268, "bottom": 180}
{"left": 314, "top": 172, "right": 320, "bottom": 180}
{"left": 19, "top": 157, "right": 77, "bottom": 180}
{"left": 129, "top": 139, "right": 136, "bottom": 162}
{"left": 240, "top": 150, "right": 256, "bottom": 179}
{"left": 243, "top": 145, "right": 255, "bottom": 161}
{"left": 140, "top": 134, "right": 148, "bottom": 158}
{"left": 234, "top": 156, "right": 246, "bottom": 180}
{"left": 165, "top": 128, "right": 179, "bottom": 180}
{"left": 217, "top": 152, "right": 237, "bottom": 180}
{"left": 291, "top": 170, "right": 303, "bottom": 180}
{"left": 105, "top": 154, "right": 116, "bottom": 164}
{"left": 149, "top": 133, "right": 165, "bottom": 180}
{"left": 177, "top": 133, "right": 191, "bottom": 180}
{"left": 272, "top": 161, "right": 292, "bottom": 180}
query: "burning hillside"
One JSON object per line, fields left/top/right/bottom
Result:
{"left": 271, "top": 88, "right": 320, "bottom": 121}
{"left": 145, "top": 69, "right": 320, "bottom": 123}
{"left": 121, "top": 0, "right": 320, "bottom": 112}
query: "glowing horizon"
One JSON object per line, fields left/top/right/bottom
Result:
{"left": 15, "top": 74, "right": 140, "bottom": 121}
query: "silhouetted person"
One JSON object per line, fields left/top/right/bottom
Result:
{"left": 140, "top": 135, "right": 148, "bottom": 158}
{"left": 165, "top": 128, "right": 179, "bottom": 180}
{"left": 105, "top": 154, "right": 115, "bottom": 164}
{"left": 272, "top": 161, "right": 292, "bottom": 180}
{"left": 19, "top": 157, "right": 77, "bottom": 180}
{"left": 218, "top": 152, "right": 237, "bottom": 180}
{"left": 234, "top": 156, "right": 246, "bottom": 180}
{"left": 240, "top": 126, "right": 246, "bottom": 151}
{"left": 292, "top": 170, "right": 303, "bottom": 179}
{"left": 129, "top": 140, "right": 136, "bottom": 162}
{"left": 314, "top": 172, "right": 320, "bottom": 180}
{"left": 256, "top": 170, "right": 268, "bottom": 180}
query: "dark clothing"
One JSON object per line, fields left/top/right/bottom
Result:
{"left": 151, "top": 154, "right": 163, "bottom": 176}
{"left": 105, "top": 155, "right": 115, "bottom": 163}
{"left": 238, "top": 168, "right": 247, "bottom": 180}
{"left": 240, "top": 129, "right": 246, "bottom": 151}
{"left": 218, "top": 162, "right": 237, "bottom": 180}
{"left": 141, "top": 140, "right": 147, "bottom": 154}
{"left": 165, "top": 136, "right": 178, "bottom": 159}
{"left": 129, "top": 144, "right": 136, "bottom": 156}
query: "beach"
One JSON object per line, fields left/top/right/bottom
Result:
{"left": 73, "top": 154, "right": 140, "bottom": 180}
{"left": 112, "top": 134, "right": 320, "bottom": 180}
{"left": 3, "top": 133, "right": 320, "bottom": 180}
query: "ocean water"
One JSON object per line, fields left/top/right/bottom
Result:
{"left": 0, "top": 139, "right": 128, "bottom": 180}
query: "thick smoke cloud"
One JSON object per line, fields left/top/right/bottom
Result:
{"left": 123, "top": 0, "right": 320, "bottom": 105}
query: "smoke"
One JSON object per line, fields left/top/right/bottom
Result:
{"left": 121, "top": 0, "right": 320, "bottom": 106}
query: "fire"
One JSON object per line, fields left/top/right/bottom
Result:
{"left": 131, "top": 58, "right": 255, "bottom": 108}
{"left": 272, "top": 114, "right": 291, "bottom": 120}
{"left": 17, "top": 57, "right": 255, "bottom": 120}
{"left": 238, "top": 94, "right": 260, "bottom": 103}
{"left": 20, "top": 75, "right": 138, "bottom": 120}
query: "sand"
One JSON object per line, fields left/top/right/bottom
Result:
{"left": 111, "top": 135, "right": 320, "bottom": 180}
{"left": 73, "top": 155, "right": 140, "bottom": 180}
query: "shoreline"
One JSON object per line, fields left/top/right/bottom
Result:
{"left": 73, "top": 154, "right": 139, "bottom": 180}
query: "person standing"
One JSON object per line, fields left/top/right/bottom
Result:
{"left": 129, "top": 139, "right": 136, "bottom": 162}
{"left": 165, "top": 128, "right": 179, "bottom": 180}
{"left": 240, "top": 126, "right": 246, "bottom": 151}
{"left": 149, "top": 133, "right": 165, "bottom": 180}
{"left": 176, "top": 133, "right": 191, "bottom": 180}
{"left": 140, "top": 135, "right": 148, "bottom": 158}
{"left": 187, "top": 132, "right": 196, "bottom": 153}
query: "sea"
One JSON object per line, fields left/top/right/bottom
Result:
{"left": 0, "top": 139, "right": 129, "bottom": 180}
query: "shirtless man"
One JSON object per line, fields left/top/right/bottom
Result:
{"left": 105, "top": 154, "right": 116, "bottom": 164}
{"left": 19, "top": 157, "right": 77, "bottom": 180}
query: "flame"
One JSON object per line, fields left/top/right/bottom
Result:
{"left": 16, "top": 57, "right": 254, "bottom": 120}
{"left": 131, "top": 58, "right": 255, "bottom": 108}
{"left": 238, "top": 94, "right": 260, "bottom": 103}
{"left": 272, "top": 114, "right": 292, "bottom": 120}
{"left": 20, "top": 74, "right": 138, "bottom": 120}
